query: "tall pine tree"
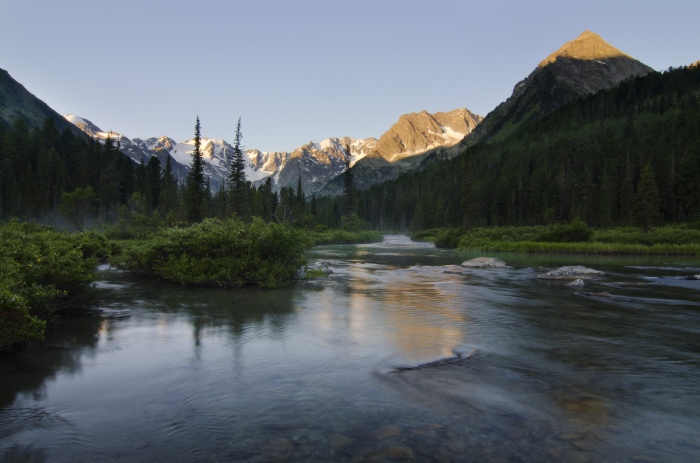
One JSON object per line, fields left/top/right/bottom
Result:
{"left": 184, "top": 116, "right": 205, "bottom": 223}
{"left": 227, "top": 118, "right": 248, "bottom": 218}
{"left": 633, "top": 162, "right": 660, "bottom": 234}
{"left": 342, "top": 142, "right": 355, "bottom": 216}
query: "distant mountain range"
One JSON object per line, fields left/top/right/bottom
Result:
{"left": 62, "top": 107, "right": 482, "bottom": 194}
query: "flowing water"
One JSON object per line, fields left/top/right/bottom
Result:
{"left": 2, "top": 235, "right": 700, "bottom": 462}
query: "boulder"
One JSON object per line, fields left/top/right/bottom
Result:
{"left": 683, "top": 274, "right": 700, "bottom": 280}
{"left": 320, "top": 262, "right": 333, "bottom": 275}
{"left": 567, "top": 279, "right": 585, "bottom": 287}
{"left": 461, "top": 257, "right": 506, "bottom": 268}
{"left": 537, "top": 265, "right": 604, "bottom": 280}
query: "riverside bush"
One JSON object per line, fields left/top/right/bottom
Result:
{"left": 593, "top": 226, "right": 700, "bottom": 246}
{"left": 112, "top": 218, "right": 313, "bottom": 288}
{"left": 535, "top": 219, "right": 593, "bottom": 242}
{"left": 0, "top": 222, "right": 99, "bottom": 349}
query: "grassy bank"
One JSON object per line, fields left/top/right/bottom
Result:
{"left": 412, "top": 224, "right": 700, "bottom": 255}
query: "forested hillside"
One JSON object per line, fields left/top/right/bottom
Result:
{"left": 0, "top": 116, "right": 315, "bottom": 230}
{"left": 0, "top": 118, "right": 156, "bottom": 221}
{"left": 313, "top": 64, "right": 700, "bottom": 230}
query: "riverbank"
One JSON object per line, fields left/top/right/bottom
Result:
{"left": 412, "top": 224, "right": 700, "bottom": 255}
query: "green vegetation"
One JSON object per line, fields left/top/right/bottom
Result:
{"left": 412, "top": 223, "right": 700, "bottom": 255}
{"left": 308, "top": 228, "right": 383, "bottom": 245}
{"left": 111, "top": 217, "right": 313, "bottom": 288}
{"left": 0, "top": 221, "right": 101, "bottom": 350}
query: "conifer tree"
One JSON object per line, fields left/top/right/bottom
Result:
{"left": 227, "top": 118, "right": 248, "bottom": 218}
{"left": 310, "top": 193, "right": 317, "bottom": 217}
{"left": 633, "top": 162, "right": 660, "bottom": 234}
{"left": 342, "top": 142, "right": 355, "bottom": 216}
{"left": 184, "top": 116, "right": 205, "bottom": 223}
{"left": 296, "top": 177, "right": 305, "bottom": 207}
{"left": 159, "top": 155, "right": 178, "bottom": 219}
{"left": 460, "top": 149, "right": 473, "bottom": 229}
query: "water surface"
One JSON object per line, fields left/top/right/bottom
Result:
{"left": 2, "top": 235, "right": 700, "bottom": 462}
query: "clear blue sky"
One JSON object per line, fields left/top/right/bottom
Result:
{"left": 1, "top": 0, "right": 698, "bottom": 152}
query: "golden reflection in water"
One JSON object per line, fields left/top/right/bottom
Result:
{"left": 157, "top": 315, "right": 170, "bottom": 342}
{"left": 349, "top": 265, "right": 472, "bottom": 362}
{"left": 97, "top": 319, "right": 109, "bottom": 340}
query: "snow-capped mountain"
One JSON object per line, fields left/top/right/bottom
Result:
{"left": 64, "top": 115, "right": 191, "bottom": 185}
{"left": 64, "top": 106, "right": 481, "bottom": 195}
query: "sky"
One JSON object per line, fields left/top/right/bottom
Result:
{"left": 1, "top": 0, "right": 699, "bottom": 153}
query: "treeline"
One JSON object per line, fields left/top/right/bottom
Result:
{"left": 317, "top": 64, "right": 700, "bottom": 231}
{"left": 0, "top": 117, "right": 155, "bottom": 220}
{"left": 0, "top": 115, "right": 352, "bottom": 232}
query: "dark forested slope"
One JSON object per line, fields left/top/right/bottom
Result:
{"left": 338, "top": 63, "right": 700, "bottom": 231}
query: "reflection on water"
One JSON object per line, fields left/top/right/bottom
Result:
{"left": 1, "top": 235, "right": 700, "bottom": 462}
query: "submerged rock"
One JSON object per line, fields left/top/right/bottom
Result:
{"left": 384, "top": 446, "right": 413, "bottom": 459}
{"left": 371, "top": 425, "right": 402, "bottom": 441}
{"left": 537, "top": 265, "right": 604, "bottom": 280}
{"left": 395, "top": 350, "right": 477, "bottom": 372}
{"left": 683, "top": 274, "right": 700, "bottom": 280}
{"left": 579, "top": 291, "right": 611, "bottom": 298}
{"left": 259, "top": 438, "right": 293, "bottom": 463}
{"left": 329, "top": 434, "right": 354, "bottom": 453}
{"left": 294, "top": 262, "right": 333, "bottom": 279}
{"left": 461, "top": 257, "right": 506, "bottom": 268}
{"left": 320, "top": 262, "right": 333, "bottom": 275}
{"left": 567, "top": 279, "right": 585, "bottom": 287}
{"left": 442, "top": 270, "right": 463, "bottom": 275}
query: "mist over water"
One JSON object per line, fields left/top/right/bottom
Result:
{"left": 1, "top": 235, "right": 699, "bottom": 462}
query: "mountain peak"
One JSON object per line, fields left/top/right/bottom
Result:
{"left": 538, "top": 31, "right": 630, "bottom": 68}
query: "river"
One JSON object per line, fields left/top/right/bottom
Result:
{"left": 1, "top": 235, "right": 700, "bottom": 462}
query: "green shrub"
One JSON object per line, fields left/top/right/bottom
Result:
{"left": 411, "top": 229, "right": 443, "bottom": 241}
{"left": 0, "top": 221, "right": 99, "bottom": 349}
{"left": 309, "top": 229, "right": 383, "bottom": 245}
{"left": 111, "top": 218, "right": 313, "bottom": 288}
{"left": 536, "top": 219, "right": 593, "bottom": 242}
{"left": 434, "top": 228, "right": 468, "bottom": 248}
{"left": 593, "top": 226, "right": 700, "bottom": 246}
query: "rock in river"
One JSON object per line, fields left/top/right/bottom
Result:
{"left": 567, "top": 279, "right": 585, "bottom": 287}
{"left": 537, "top": 266, "right": 604, "bottom": 280}
{"left": 684, "top": 274, "right": 700, "bottom": 280}
{"left": 461, "top": 257, "right": 506, "bottom": 268}
{"left": 579, "top": 291, "right": 611, "bottom": 298}
{"left": 320, "top": 262, "right": 333, "bottom": 275}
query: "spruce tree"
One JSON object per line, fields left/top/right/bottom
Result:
{"left": 296, "top": 177, "right": 305, "bottom": 207}
{"left": 227, "top": 118, "right": 247, "bottom": 218}
{"left": 460, "top": 149, "right": 473, "bottom": 229}
{"left": 159, "top": 155, "right": 178, "bottom": 219}
{"left": 342, "top": 142, "right": 355, "bottom": 216}
{"left": 633, "top": 162, "right": 660, "bottom": 234}
{"left": 184, "top": 116, "right": 205, "bottom": 223}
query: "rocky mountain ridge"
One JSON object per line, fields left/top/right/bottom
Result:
{"left": 458, "top": 31, "right": 654, "bottom": 148}
{"left": 0, "top": 69, "right": 85, "bottom": 137}
{"left": 64, "top": 107, "right": 479, "bottom": 195}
